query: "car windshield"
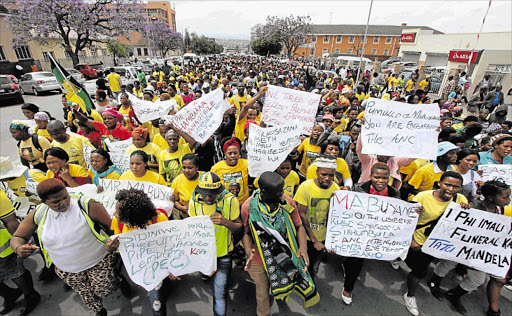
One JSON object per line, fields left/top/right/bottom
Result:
{"left": 33, "top": 73, "right": 55, "bottom": 78}
{"left": 90, "top": 64, "right": 103, "bottom": 69}
{"left": 0, "top": 78, "right": 11, "bottom": 84}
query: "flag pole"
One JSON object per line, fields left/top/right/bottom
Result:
{"left": 466, "top": 0, "right": 492, "bottom": 73}
{"left": 355, "top": 0, "right": 374, "bottom": 86}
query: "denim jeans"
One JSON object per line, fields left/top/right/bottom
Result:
{"left": 213, "top": 256, "right": 232, "bottom": 316}
{"left": 149, "top": 281, "right": 166, "bottom": 316}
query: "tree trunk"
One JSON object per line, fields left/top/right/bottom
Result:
{"left": 113, "top": 52, "right": 117, "bottom": 66}
{"left": 71, "top": 52, "right": 80, "bottom": 67}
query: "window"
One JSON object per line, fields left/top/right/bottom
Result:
{"left": 101, "top": 49, "right": 107, "bottom": 56}
{"left": 336, "top": 35, "right": 342, "bottom": 43}
{"left": 42, "top": 51, "right": 54, "bottom": 62}
{"left": 0, "top": 46, "right": 8, "bottom": 61}
{"left": 348, "top": 36, "right": 355, "bottom": 43}
{"left": 323, "top": 35, "right": 329, "bottom": 43}
{"left": 371, "top": 49, "right": 377, "bottom": 55}
{"left": 386, "top": 36, "right": 392, "bottom": 44}
{"left": 144, "top": 48, "right": 149, "bottom": 56}
{"left": 347, "top": 48, "right": 353, "bottom": 54}
{"left": 373, "top": 36, "right": 380, "bottom": 44}
{"left": 335, "top": 48, "right": 340, "bottom": 53}
{"left": 384, "top": 49, "right": 390, "bottom": 56}
{"left": 322, "top": 48, "right": 328, "bottom": 54}
{"left": 311, "top": 35, "right": 316, "bottom": 42}
{"left": 137, "top": 48, "right": 142, "bottom": 56}
{"left": 78, "top": 50, "right": 86, "bottom": 58}
{"left": 310, "top": 48, "right": 315, "bottom": 56}
{"left": 90, "top": 49, "right": 97, "bottom": 57}
{"left": 14, "top": 45, "right": 32, "bottom": 60}
{"left": 65, "top": 51, "right": 72, "bottom": 60}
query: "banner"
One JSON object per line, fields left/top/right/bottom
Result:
{"left": 0, "top": 182, "right": 39, "bottom": 218}
{"left": 247, "top": 123, "right": 302, "bottom": 177}
{"left": 479, "top": 164, "right": 512, "bottom": 186}
{"left": 104, "top": 137, "right": 133, "bottom": 154}
{"left": 261, "top": 85, "right": 320, "bottom": 135}
{"left": 127, "top": 93, "right": 177, "bottom": 123}
{"left": 423, "top": 203, "right": 512, "bottom": 278}
{"left": 83, "top": 145, "right": 130, "bottom": 173}
{"left": 325, "top": 190, "right": 420, "bottom": 260}
{"left": 171, "top": 88, "right": 231, "bottom": 144}
{"left": 117, "top": 216, "right": 217, "bottom": 291}
{"left": 361, "top": 98, "right": 440, "bottom": 160}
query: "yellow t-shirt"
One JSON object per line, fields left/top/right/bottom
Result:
{"left": 294, "top": 179, "right": 340, "bottom": 242}
{"left": 297, "top": 138, "right": 321, "bottom": 175}
{"left": 18, "top": 135, "right": 51, "bottom": 166}
{"left": 34, "top": 127, "right": 52, "bottom": 142}
{"left": 211, "top": 159, "right": 249, "bottom": 203}
{"left": 6, "top": 170, "right": 46, "bottom": 197}
{"left": 111, "top": 211, "right": 168, "bottom": 235}
{"left": 235, "top": 116, "right": 248, "bottom": 142}
{"left": 125, "top": 143, "right": 161, "bottom": 167}
{"left": 50, "top": 134, "right": 93, "bottom": 169}
{"left": 171, "top": 172, "right": 203, "bottom": 207}
{"left": 0, "top": 189, "right": 15, "bottom": 219}
{"left": 170, "top": 95, "right": 185, "bottom": 110}
{"left": 67, "top": 109, "right": 103, "bottom": 130}
{"left": 45, "top": 163, "right": 91, "bottom": 181}
{"left": 158, "top": 144, "right": 193, "bottom": 186}
{"left": 119, "top": 170, "right": 166, "bottom": 186}
{"left": 142, "top": 122, "right": 159, "bottom": 142}
{"left": 400, "top": 159, "right": 430, "bottom": 183}
{"left": 406, "top": 80, "right": 414, "bottom": 92}
{"left": 153, "top": 134, "right": 169, "bottom": 151}
{"left": 100, "top": 171, "right": 121, "bottom": 181}
{"left": 230, "top": 94, "right": 251, "bottom": 114}
{"left": 408, "top": 162, "right": 446, "bottom": 192}
{"left": 107, "top": 73, "right": 121, "bottom": 92}
{"left": 412, "top": 190, "right": 467, "bottom": 245}
{"left": 254, "top": 170, "right": 300, "bottom": 197}
{"left": 118, "top": 106, "right": 132, "bottom": 129}
{"left": 355, "top": 92, "right": 366, "bottom": 102}
{"left": 306, "top": 158, "right": 351, "bottom": 186}
{"left": 419, "top": 80, "right": 428, "bottom": 91}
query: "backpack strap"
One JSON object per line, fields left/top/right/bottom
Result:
{"left": 31, "top": 134, "right": 42, "bottom": 152}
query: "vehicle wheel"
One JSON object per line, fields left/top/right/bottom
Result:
{"left": 32, "top": 87, "right": 39, "bottom": 96}
{"left": 17, "top": 95, "right": 25, "bottom": 104}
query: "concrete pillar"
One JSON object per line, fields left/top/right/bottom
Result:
{"left": 373, "top": 61, "right": 381, "bottom": 74}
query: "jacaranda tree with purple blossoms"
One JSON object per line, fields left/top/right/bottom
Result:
{"left": 4, "top": 0, "right": 146, "bottom": 66}
{"left": 143, "top": 20, "right": 183, "bottom": 57}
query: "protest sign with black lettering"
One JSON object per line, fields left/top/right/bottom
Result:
{"left": 479, "top": 164, "right": 512, "bottom": 186}
{"left": 0, "top": 182, "right": 38, "bottom": 218}
{"left": 104, "top": 137, "right": 133, "bottom": 154}
{"left": 261, "top": 85, "right": 320, "bottom": 135}
{"left": 247, "top": 123, "right": 302, "bottom": 177}
{"left": 423, "top": 203, "right": 512, "bottom": 278}
{"left": 83, "top": 145, "right": 130, "bottom": 174}
{"left": 117, "top": 216, "right": 217, "bottom": 291}
{"left": 325, "top": 190, "right": 420, "bottom": 260}
{"left": 171, "top": 88, "right": 231, "bottom": 144}
{"left": 127, "top": 93, "right": 178, "bottom": 123}
{"left": 361, "top": 98, "right": 440, "bottom": 160}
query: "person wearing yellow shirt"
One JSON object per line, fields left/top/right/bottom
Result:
{"left": 168, "top": 85, "right": 185, "bottom": 110}
{"left": 158, "top": 125, "right": 196, "bottom": 186}
{"left": 171, "top": 154, "right": 202, "bottom": 219}
{"left": 10, "top": 121, "right": 51, "bottom": 172}
{"left": 230, "top": 84, "right": 252, "bottom": 115}
{"left": 0, "top": 164, "right": 46, "bottom": 199}
{"left": 33, "top": 112, "right": 52, "bottom": 142}
{"left": 234, "top": 87, "right": 265, "bottom": 142}
{"left": 211, "top": 138, "right": 249, "bottom": 204}
{"left": 152, "top": 69, "right": 165, "bottom": 82}
{"left": 47, "top": 120, "right": 93, "bottom": 169}
{"left": 405, "top": 78, "right": 416, "bottom": 96}
{"left": 44, "top": 147, "right": 92, "bottom": 187}
{"left": 89, "top": 148, "right": 122, "bottom": 185}
{"left": 67, "top": 108, "right": 103, "bottom": 132}
{"left": 294, "top": 156, "right": 340, "bottom": 279}
{"left": 291, "top": 124, "right": 324, "bottom": 177}
{"left": 253, "top": 159, "right": 300, "bottom": 197}
{"left": 306, "top": 141, "right": 352, "bottom": 189}
{"left": 132, "top": 81, "right": 144, "bottom": 99}
{"left": 125, "top": 127, "right": 161, "bottom": 173}
{"left": 107, "top": 68, "right": 122, "bottom": 99}
{"left": 120, "top": 151, "right": 166, "bottom": 186}
{"left": 419, "top": 76, "right": 430, "bottom": 92}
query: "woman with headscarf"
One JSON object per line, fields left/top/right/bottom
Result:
{"left": 33, "top": 112, "right": 52, "bottom": 142}
{"left": 125, "top": 127, "right": 161, "bottom": 173}
{"left": 44, "top": 147, "right": 92, "bottom": 187}
{"left": 10, "top": 121, "right": 51, "bottom": 172}
{"left": 73, "top": 107, "right": 132, "bottom": 142}
{"left": 89, "top": 149, "right": 122, "bottom": 185}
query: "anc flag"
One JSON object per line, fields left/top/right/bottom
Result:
{"left": 47, "top": 52, "right": 94, "bottom": 113}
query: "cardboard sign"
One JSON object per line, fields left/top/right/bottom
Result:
{"left": 104, "top": 137, "right": 133, "bottom": 154}
{"left": 479, "top": 165, "right": 512, "bottom": 186}
{"left": 83, "top": 145, "right": 130, "bottom": 174}
{"left": 261, "top": 85, "right": 320, "bottom": 135}
{"left": 127, "top": 93, "right": 177, "bottom": 123}
{"left": 171, "top": 88, "right": 231, "bottom": 144}
{"left": 0, "top": 182, "right": 39, "bottom": 218}
{"left": 117, "top": 216, "right": 217, "bottom": 291}
{"left": 247, "top": 124, "right": 302, "bottom": 177}
{"left": 361, "top": 98, "right": 440, "bottom": 160}
{"left": 423, "top": 203, "right": 512, "bottom": 278}
{"left": 325, "top": 190, "right": 420, "bottom": 260}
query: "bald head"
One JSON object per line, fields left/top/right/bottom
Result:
{"left": 47, "top": 120, "right": 66, "bottom": 131}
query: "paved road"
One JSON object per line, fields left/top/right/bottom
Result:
{"left": 0, "top": 86, "right": 511, "bottom": 315}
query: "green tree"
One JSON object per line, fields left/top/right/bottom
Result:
{"left": 106, "top": 40, "right": 129, "bottom": 66}
{"left": 252, "top": 38, "right": 282, "bottom": 56}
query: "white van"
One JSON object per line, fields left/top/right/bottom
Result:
{"left": 336, "top": 56, "right": 374, "bottom": 71}
{"left": 183, "top": 53, "right": 199, "bottom": 66}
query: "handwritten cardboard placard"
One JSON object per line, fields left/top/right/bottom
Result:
{"left": 325, "top": 190, "right": 420, "bottom": 260}
{"left": 479, "top": 165, "right": 512, "bottom": 186}
{"left": 423, "top": 203, "right": 512, "bottom": 278}
{"left": 117, "top": 216, "right": 217, "bottom": 291}
{"left": 127, "top": 93, "right": 177, "bottom": 123}
{"left": 104, "top": 137, "right": 133, "bottom": 154}
{"left": 0, "top": 182, "right": 38, "bottom": 218}
{"left": 83, "top": 145, "right": 130, "bottom": 174}
{"left": 261, "top": 85, "right": 320, "bottom": 135}
{"left": 361, "top": 98, "right": 440, "bottom": 160}
{"left": 172, "top": 88, "right": 231, "bottom": 144}
{"left": 247, "top": 123, "right": 301, "bottom": 177}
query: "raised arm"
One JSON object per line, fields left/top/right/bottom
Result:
{"left": 170, "top": 123, "right": 196, "bottom": 149}
{"left": 239, "top": 86, "right": 267, "bottom": 121}
{"left": 72, "top": 108, "right": 95, "bottom": 129}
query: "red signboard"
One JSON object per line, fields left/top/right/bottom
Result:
{"left": 400, "top": 33, "right": 416, "bottom": 42}
{"left": 448, "top": 50, "right": 479, "bottom": 63}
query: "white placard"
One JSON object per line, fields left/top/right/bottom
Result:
{"left": 361, "top": 98, "right": 440, "bottom": 160}
{"left": 325, "top": 190, "right": 420, "bottom": 260}
{"left": 261, "top": 85, "right": 321, "bottom": 135}
{"left": 117, "top": 216, "right": 217, "bottom": 291}
{"left": 171, "top": 88, "right": 231, "bottom": 144}
{"left": 0, "top": 182, "right": 38, "bottom": 218}
{"left": 247, "top": 123, "right": 301, "bottom": 177}
{"left": 83, "top": 145, "right": 130, "bottom": 174}
{"left": 127, "top": 93, "right": 177, "bottom": 123}
{"left": 423, "top": 203, "right": 512, "bottom": 278}
{"left": 104, "top": 137, "right": 133, "bottom": 154}
{"left": 479, "top": 165, "right": 512, "bottom": 186}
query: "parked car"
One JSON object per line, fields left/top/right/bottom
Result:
{"left": 112, "top": 66, "right": 138, "bottom": 82}
{"left": 18, "top": 72, "right": 61, "bottom": 96}
{"left": 65, "top": 68, "right": 86, "bottom": 84}
{"left": 74, "top": 63, "right": 104, "bottom": 79}
{"left": 6, "top": 74, "right": 19, "bottom": 83}
{"left": 0, "top": 75, "right": 24, "bottom": 104}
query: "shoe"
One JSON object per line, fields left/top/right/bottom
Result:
{"left": 403, "top": 293, "right": 419, "bottom": 316}
{"left": 95, "top": 308, "right": 107, "bottom": 316}
{"left": 487, "top": 307, "right": 500, "bottom": 316}
{"left": 428, "top": 282, "right": 443, "bottom": 300}
{"left": 118, "top": 275, "right": 132, "bottom": 298}
{"left": 445, "top": 291, "right": 467, "bottom": 315}
{"left": 38, "top": 266, "right": 56, "bottom": 281}
{"left": 341, "top": 288, "right": 352, "bottom": 305}
{"left": 201, "top": 274, "right": 211, "bottom": 281}
{"left": 19, "top": 291, "right": 40, "bottom": 316}
{"left": 504, "top": 284, "right": 512, "bottom": 291}
{"left": 391, "top": 259, "right": 400, "bottom": 270}
{"left": 0, "top": 288, "right": 22, "bottom": 314}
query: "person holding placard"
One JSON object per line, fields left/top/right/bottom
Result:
{"left": 171, "top": 154, "right": 202, "bottom": 219}
{"left": 188, "top": 172, "right": 242, "bottom": 316}
{"left": 403, "top": 171, "right": 468, "bottom": 316}
{"left": 89, "top": 149, "right": 122, "bottom": 185}
{"left": 294, "top": 156, "right": 340, "bottom": 279}
{"left": 253, "top": 158, "right": 300, "bottom": 198}
{"left": 125, "top": 127, "right": 161, "bottom": 173}
{"left": 73, "top": 107, "right": 132, "bottom": 143}
{"left": 234, "top": 87, "right": 265, "bottom": 143}
{"left": 158, "top": 126, "right": 196, "bottom": 187}
{"left": 428, "top": 180, "right": 511, "bottom": 316}
{"left": 120, "top": 151, "right": 166, "bottom": 186}
{"left": 291, "top": 123, "right": 324, "bottom": 179}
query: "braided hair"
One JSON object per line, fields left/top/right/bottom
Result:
{"left": 480, "top": 180, "right": 511, "bottom": 200}
{"left": 115, "top": 188, "right": 157, "bottom": 229}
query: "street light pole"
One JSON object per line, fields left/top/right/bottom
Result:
{"left": 356, "top": 0, "right": 373, "bottom": 85}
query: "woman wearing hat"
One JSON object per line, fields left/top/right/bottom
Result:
{"left": 10, "top": 121, "right": 51, "bottom": 173}
{"left": 73, "top": 107, "right": 132, "bottom": 142}
{"left": 125, "top": 127, "right": 161, "bottom": 173}
{"left": 33, "top": 112, "right": 52, "bottom": 142}
{"left": 189, "top": 172, "right": 242, "bottom": 316}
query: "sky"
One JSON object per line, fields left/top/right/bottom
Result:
{"left": 170, "top": 0, "right": 512, "bottom": 39}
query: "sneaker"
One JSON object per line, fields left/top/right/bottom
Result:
{"left": 428, "top": 282, "right": 443, "bottom": 300}
{"left": 391, "top": 259, "right": 400, "bottom": 270}
{"left": 445, "top": 291, "right": 467, "bottom": 315}
{"left": 341, "top": 288, "right": 352, "bottom": 305}
{"left": 403, "top": 293, "right": 419, "bottom": 316}
{"left": 487, "top": 307, "right": 500, "bottom": 316}
{"left": 0, "top": 288, "right": 22, "bottom": 314}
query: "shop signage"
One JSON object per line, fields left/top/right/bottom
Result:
{"left": 400, "top": 33, "right": 416, "bottom": 42}
{"left": 448, "top": 50, "right": 479, "bottom": 63}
